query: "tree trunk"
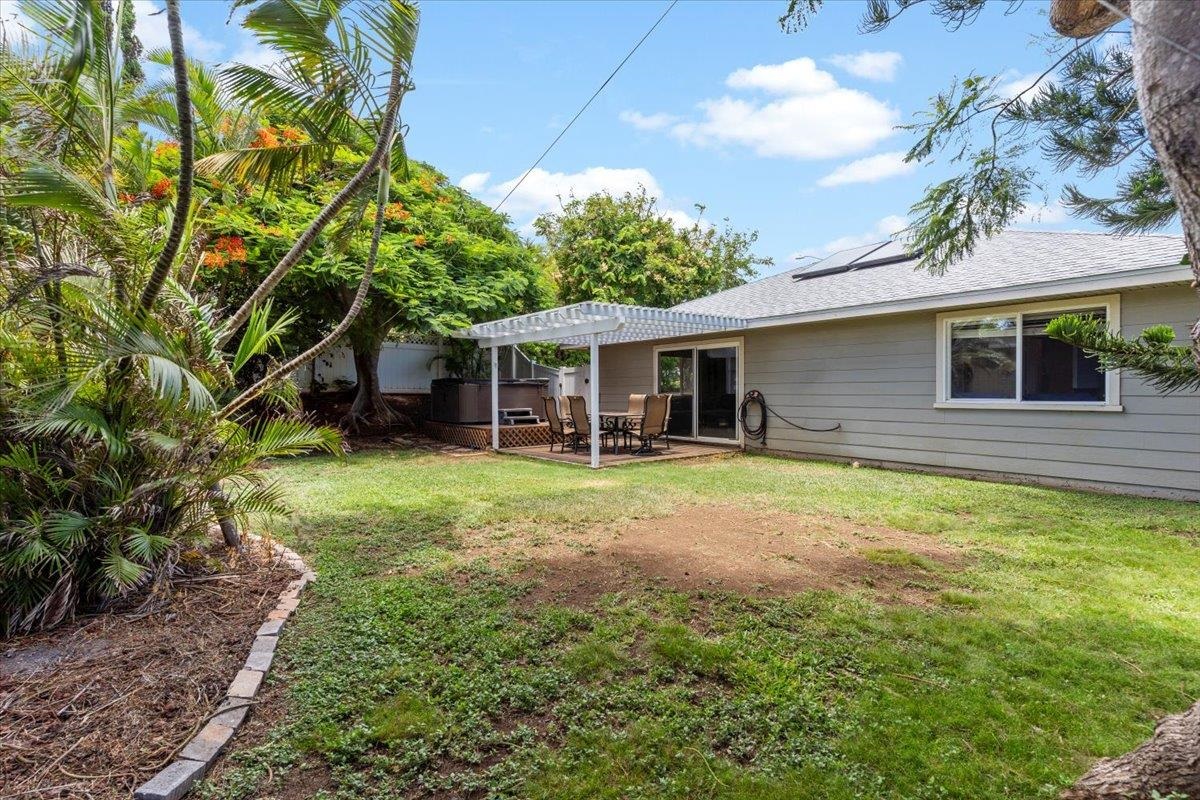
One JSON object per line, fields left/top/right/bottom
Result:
{"left": 1059, "top": 1, "right": 1200, "bottom": 797}
{"left": 1062, "top": 700, "right": 1200, "bottom": 799}
{"left": 208, "top": 483, "right": 241, "bottom": 550}
{"left": 345, "top": 337, "right": 398, "bottom": 430}
{"left": 1130, "top": 0, "right": 1200, "bottom": 373}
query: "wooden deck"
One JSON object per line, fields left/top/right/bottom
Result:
{"left": 504, "top": 440, "right": 739, "bottom": 467}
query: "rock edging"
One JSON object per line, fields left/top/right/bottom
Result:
{"left": 133, "top": 540, "right": 314, "bottom": 800}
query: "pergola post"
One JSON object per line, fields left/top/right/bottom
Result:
{"left": 490, "top": 345, "right": 499, "bottom": 452}
{"left": 589, "top": 333, "right": 600, "bottom": 469}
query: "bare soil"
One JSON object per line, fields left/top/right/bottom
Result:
{"left": 0, "top": 538, "right": 293, "bottom": 800}
{"left": 458, "top": 504, "right": 964, "bottom": 607}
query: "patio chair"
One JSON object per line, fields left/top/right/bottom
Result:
{"left": 618, "top": 394, "right": 647, "bottom": 451}
{"left": 660, "top": 393, "right": 672, "bottom": 450}
{"left": 566, "top": 395, "right": 618, "bottom": 454}
{"left": 543, "top": 396, "right": 575, "bottom": 454}
{"left": 630, "top": 393, "right": 669, "bottom": 455}
{"left": 565, "top": 395, "right": 592, "bottom": 454}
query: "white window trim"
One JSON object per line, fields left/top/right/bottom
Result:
{"left": 934, "top": 294, "right": 1123, "bottom": 412}
{"left": 651, "top": 337, "right": 744, "bottom": 444}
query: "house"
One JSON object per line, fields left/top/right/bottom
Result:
{"left": 458, "top": 230, "right": 1200, "bottom": 500}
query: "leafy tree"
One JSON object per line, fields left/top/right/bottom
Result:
{"left": 0, "top": 0, "right": 417, "bottom": 633}
{"left": 534, "top": 186, "right": 770, "bottom": 308}
{"left": 197, "top": 155, "right": 549, "bottom": 427}
{"left": 780, "top": 0, "right": 1200, "bottom": 396}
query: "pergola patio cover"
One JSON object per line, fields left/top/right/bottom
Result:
{"left": 453, "top": 302, "right": 747, "bottom": 348}
{"left": 452, "top": 303, "right": 746, "bottom": 469}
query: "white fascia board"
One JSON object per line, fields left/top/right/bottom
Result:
{"left": 474, "top": 317, "right": 624, "bottom": 348}
{"left": 744, "top": 263, "right": 1192, "bottom": 330}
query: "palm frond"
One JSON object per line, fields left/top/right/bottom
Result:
{"left": 2, "top": 162, "right": 113, "bottom": 220}
{"left": 231, "top": 299, "right": 298, "bottom": 375}
{"left": 220, "top": 61, "right": 361, "bottom": 138}
{"left": 194, "top": 139, "right": 335, "bottom": 188}
{"left": 14, "top": 403, "right": 128, "bottom": 456}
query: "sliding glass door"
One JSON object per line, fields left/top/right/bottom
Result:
{"left": 655, "top": 342, "right": 740, "bottom": 442}
{"left": 655, "top": 349, "right": 694, "bottom": 438}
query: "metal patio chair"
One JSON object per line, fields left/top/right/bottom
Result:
{"left": 543, "top": 396, "right": 575, "bottom": 454}
{"left": 630, "top": 393, "right": 670, "bottom": 455}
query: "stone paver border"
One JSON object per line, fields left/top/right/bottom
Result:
{"left": 134, "top": 538, "right": 314, "bottom": 800}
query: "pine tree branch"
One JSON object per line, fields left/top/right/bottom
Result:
{"left": 1047, "top": 313, "right": 1199, "bottom": 393}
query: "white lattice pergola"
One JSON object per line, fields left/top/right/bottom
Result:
{"left": 453, "top": 303, "right": 746, "bottom": 467}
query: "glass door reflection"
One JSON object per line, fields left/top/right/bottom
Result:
{"left": 656, "top": 349, "right": 694, "bottom": 438}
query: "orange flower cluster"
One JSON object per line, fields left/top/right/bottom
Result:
{"left": 384, "top": 202, "right": 411, "bottom": 222}
{"left": 213, "top": 235, "right": 248, "bottom": 262}
{"left": 153, "top": 140, "right": 180, "bottom": 158}
{"left": 250, "top": 127, "right": 280, "bottom": 149}
{"left": 412, "top": 234, "right": 427, "bottom": 248}
{"left": 418, "top": 177, "right": 436, "bottom": 193}
{"left": 436, "top": 194, "right": 451, "bottom": 205}
{"left": 250, "top": 125, "right": 305, "bottom": 149}
{"left": 149, "top": 178, "right": 173, "bottom": 199}
{"left": 117, "top": 192, "right": 136, "bottom": 204}
{"left": 443, "top": 233, "right": 455, "bottom": 245}
{"left": 201, "top": 251, "right": 227, "bottom": 269}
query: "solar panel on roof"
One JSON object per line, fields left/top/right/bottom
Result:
{"left": 790, "top": 241, "right": 886, "bottom": 280}
{"left": 791, "top": 239, "right": 920, "bottom": 281}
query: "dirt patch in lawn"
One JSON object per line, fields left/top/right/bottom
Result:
{"left": 460, "top": 504, "right": 963, "bottom": 607}
{"left": 0, "top": 537, "right": 293, "bottom": 800}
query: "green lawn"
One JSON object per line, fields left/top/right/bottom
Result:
{"left": 203, "top": 449, "right": 1199, "bottom": 800}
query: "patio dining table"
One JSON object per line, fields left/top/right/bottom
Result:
{"left": 598, "top": 411, "right": 642, "bottom": 454}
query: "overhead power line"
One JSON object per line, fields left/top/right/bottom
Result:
{"left": 492, "top": 0, "right": 679, "bottom": 214}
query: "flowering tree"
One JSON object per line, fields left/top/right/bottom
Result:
{"left": 197, "top": 156, "right": 548, "bottom": 427}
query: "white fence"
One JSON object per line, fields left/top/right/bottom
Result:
{"left": 558, "top": 365, "right": 588, "bottom": 397}
{"left": 292, "top": 341, "right": 446, "bottom": 393}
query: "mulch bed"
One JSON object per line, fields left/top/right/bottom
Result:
{"left": 0, "top": 537, "right": 293, "bottom": 799}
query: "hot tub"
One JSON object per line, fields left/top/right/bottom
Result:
{"left": 429, "top": 378, "right": 548, "bottom": 424}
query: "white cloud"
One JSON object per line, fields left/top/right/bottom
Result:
{"left": 134, "top": 0, "right": 223, "bottom": 60}
{"left": 458, "top": 172, "right": 491, "bottom": 193}
{"left": 725, "top": 58, "right": 837, "bottom": 95}
{"left": 643, "top": 57, "right": 897, "bottom": 161}
{"left": 827, "top": 51, "right": 903, "bottom": 82}
{"left": 228, "top": 38, "right": 279, "bottom": 69}
{"left": 996, "top": 69, "right": 1048, "bottom": 100}
{"left": 0, "top": 5, "right": 35, "bottom": 41}
{"left": 815, "top": 215, "right": 908, "bottom": 254}
{"left": 464, "top": 167, "right": 701, "bottom": 235}
{"left": 1012, "top": 201, "right": 1070, "bottom": 227}
{"left": 816, "top": 150, "right": 915, "bottom": 187}
{"left": 464, "top": 167, "right": 666, "bottom": 233}
{"left": 618, "top": 110, "right": 679, "bottom": 132}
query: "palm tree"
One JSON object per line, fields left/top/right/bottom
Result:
{"left": 0, "top": 0, "right": 419, "bottom": 633}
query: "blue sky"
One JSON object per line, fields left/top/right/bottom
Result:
{"left": 5, "top": 0, "right": 1136, "bottom": 276}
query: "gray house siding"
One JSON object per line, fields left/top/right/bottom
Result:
{"left": 598, "top": 285, "right": 1200, "bottom": 500}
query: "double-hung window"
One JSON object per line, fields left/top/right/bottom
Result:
{"left": 935, "top": 295, "right": 1122, "bottom": 411}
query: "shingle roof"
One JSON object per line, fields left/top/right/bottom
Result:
{"left": 673, "top": 230, "right": 1188, "bottom": 321}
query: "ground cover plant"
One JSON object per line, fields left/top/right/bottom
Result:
{"left": 202, "top": 449, "right": 1200, "bottom": 799}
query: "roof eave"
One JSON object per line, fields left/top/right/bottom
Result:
{"left": 740, "top": 262, "right": 1193, "bottom": 330}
